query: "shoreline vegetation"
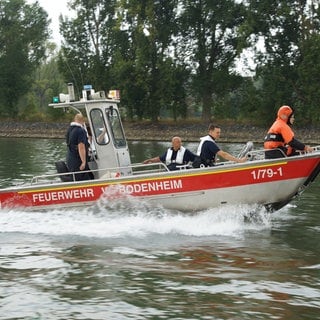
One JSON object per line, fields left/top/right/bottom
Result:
{"left": 0, "top": 120, "right": 319, "bottom": 144}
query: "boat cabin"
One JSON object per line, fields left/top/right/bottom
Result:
{"left": 50, "top": 84, "right": 132, "bottom": 179}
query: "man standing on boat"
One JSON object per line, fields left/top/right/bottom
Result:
{"left": 143, "top": 136, "right": 196, "bottom": 170}
{"left": 66, "top": 113, "right": 93, "bottom": 181}
{"left": 193, "top": 124, "right": 246, "bottom": 167}
{"left": 264, "top": 105, "right": 314, "bottom": 159}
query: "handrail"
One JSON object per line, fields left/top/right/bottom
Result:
{"left": 247, "top": 145, "right": 320, "bottom": 161}
{"left": 30, "top": 162, "right": 169, "bottom": 184}
{"left": 30, "top": 146, "right": 320, "bottom": 185}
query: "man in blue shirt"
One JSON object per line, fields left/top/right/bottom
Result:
{"left": 66, "top": 113, "right": 93, "bottom": 181}
{"left": 194, "top": 124, "right": 246, "bottom": 167}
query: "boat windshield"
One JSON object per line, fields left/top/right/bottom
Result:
{"left": 90, "top": 109, "right": 109, "bottom": 145}
{"left": 106, "top": 107, "right": 127, "bottom": 148}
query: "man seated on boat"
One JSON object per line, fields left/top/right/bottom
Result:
{"left": 193, "top": 124, "right": 246, "bottom": 168}
{"left": 264, "top": 105, "right": 314, "bottom": 159}
{"left": 143, "top": 136, "right": 196, "bottom": 170}
{"left": 66, "top": 113, "right": 94, "bottom": 181}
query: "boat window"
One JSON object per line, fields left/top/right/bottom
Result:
{"left": 90, "top": 109, "right": 109, "bottom": 145}
{"left": 106, "top": 106, "right": 127, "bottom": 148}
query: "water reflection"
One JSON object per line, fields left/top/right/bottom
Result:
{"left": 0, "top": 138, "right": 65, "bottom": 186}
{"left": 0, "top": 137, "right": 319, "bottom": 319}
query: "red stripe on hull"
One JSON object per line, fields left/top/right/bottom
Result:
{"left": 0, "top": 157, "right": 319, "bottom": 209}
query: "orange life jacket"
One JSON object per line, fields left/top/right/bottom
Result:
{"left": 264, "top": 118, "right": 295, "bottom": 155}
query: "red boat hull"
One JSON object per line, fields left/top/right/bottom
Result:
{"left": 1, "top": 154, "right": 319, "bottom": 212}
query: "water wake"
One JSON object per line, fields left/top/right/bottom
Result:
{"left": 0, "top": 196, "right": 271, "bottom": 239}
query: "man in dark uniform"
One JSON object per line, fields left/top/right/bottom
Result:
{"left": 66, "top": 113, "right": 93, "bottom": 181}
{"left": 194, "top": 124, "right": 246, "bottom": 167}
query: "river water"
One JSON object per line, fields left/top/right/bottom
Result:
{"left": 0, "top": 138, "right": 319, "bottom": 320}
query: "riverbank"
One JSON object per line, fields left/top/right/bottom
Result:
{"left": 0, "top": 120, "right": 319, "bottom": 144}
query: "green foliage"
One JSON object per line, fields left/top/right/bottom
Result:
{"left": 0, "top": 0, "right": 49, "bottom": 118}
{"left": 116, "top": 0, "right": 183, "bottom": 121}
{"left": 1, "top": 0, "right": 320, "bottom": 126}
{"left": 176, "top": 0, "right": 253, "bottom": 120}
{"left": 58, "top": 0, "right": 119, "bottom": 95}
{"left": 297, "top": 34, "right": 320, "bottom": 124}
{"left": 249, "top": 0, "right": 320, "bottom": 126}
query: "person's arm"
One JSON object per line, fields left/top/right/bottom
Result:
{"left": 288, "top": 138, "right": 314, "bottom": 152}
{"left": 217, "top": 150, "right": 246, "bottom": 163}
{"left": 143, "top": 156, "right": 161, "bottom": 164}
{"left": 78, "top": 142, "right": 87, "bottom": 170}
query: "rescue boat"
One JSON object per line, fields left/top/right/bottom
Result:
{"left": 0, "top": 85, "right": 319, "bottom": 212}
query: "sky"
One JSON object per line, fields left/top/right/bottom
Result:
{"left": 27, "top": 0, "right": 71, "bottom": 43}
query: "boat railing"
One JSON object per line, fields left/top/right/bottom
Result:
{"left": 30, "top": 162, "right": 169, "bottom": 185}
{"left": 29, "top": 146, "right": 320, "bottom": 185}
{"left": 311, "top": 145, "right": 320, "bottom": 152}
{"left": 296, "top": 145, "right": 320, "bottom": 155}
{"left": 246, "top": 145, "right": 320, "bottom": 161}
{"left": 30, "top": 170, "right": 92, "bottom": 185}
{"left": 99, "top": 162, "right": 169, "bottom": 178}
{"left": 130, "top": 162, "right": 169, "bottom": 175}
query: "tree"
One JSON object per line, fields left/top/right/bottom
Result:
{"left": 60, "top": 0, "right": 186, "bottom": 121}
{"left": 249, "top": 0, "right": 320, "bottom": 124}
{"left": 114, "top": 0, "right": 183, "bottom": 121}
{"left": 177, "top": 0, "right": 250, "bottom": 120}
{"left": 24, "top": 43, "right": 67, "bottom": 120}
{"left": 298, "top": 34, "right": 320, "bottom": 124}
{"left": 0, "top": 0, "right": 49, "bottom": 117}
{"left": 59, "top": 0, "right": 119, "bottom": 96}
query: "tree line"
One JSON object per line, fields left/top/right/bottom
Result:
{"left": 0, "top": 0, "right": 320, "bottom": 126}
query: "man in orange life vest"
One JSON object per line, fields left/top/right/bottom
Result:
{"left": 264, "top": 105, "right": 314, "bottom": 159}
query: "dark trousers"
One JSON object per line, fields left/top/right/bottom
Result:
{"left": 265, "top": 147, "right": 287, "bottom": 159}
